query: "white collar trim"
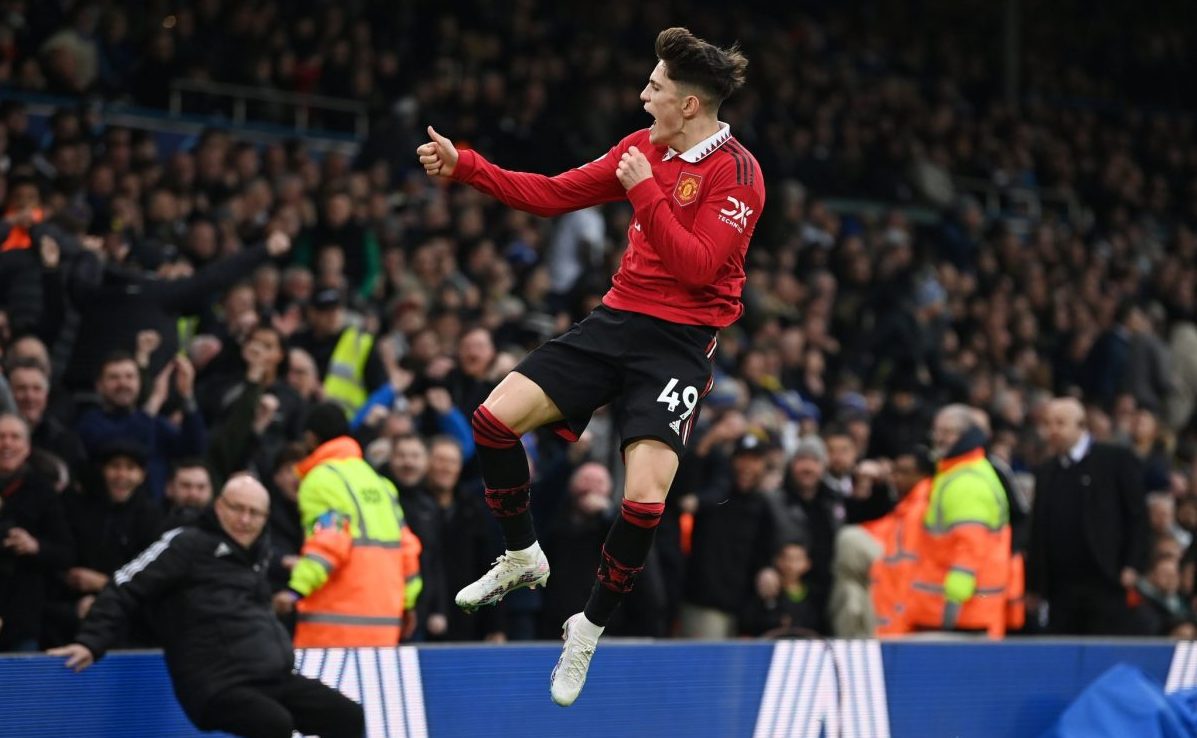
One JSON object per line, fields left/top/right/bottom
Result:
{"left": 1067, "top": 432, "right": 1092, "bottom": 464}
{"left": 663, "top": 122, "right": 732, "bottom": 163}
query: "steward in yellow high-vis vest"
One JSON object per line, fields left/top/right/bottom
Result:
{"left": 293, "top": 288, "right": 383, "bottom": 420}
{"left": 285, "top": 403, "right": 422, "bottom": 647}
{"left": 322, "top": 324, "right": 374, "bottom": 419}
{"left": 909, "top": 406, "right": 1014, "bottom": 638}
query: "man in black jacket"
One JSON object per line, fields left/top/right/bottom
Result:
{"left": 0, "top": 413, "right": 74, "bottom": 651}
{"left": 1028, "top": 397, "right": 1149, "bottom": 635}
{"left": 61, "top": 440, "right": 163, "bottom": 644}
{"left": 7, "top": 357, "right": 86, "bottom": 484}
{"left": 774, "top": 436, "right": 842, "bottom": 635}
{"left": 48, "top": 475, "right": 364, "bottom": 738}
{"left": 62, "top": 230, "right": 292, "bottom": 394}
{"left": 417, "top": 436, "right": 506, "bottom": 643}
{"left": 680, "top": 434, "right": 778, "bottom": 638}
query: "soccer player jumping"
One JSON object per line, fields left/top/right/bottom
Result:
{"left": 417, "top": 27, "right": 763, "bottom": 706}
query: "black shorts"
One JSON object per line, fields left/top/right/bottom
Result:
{"left": 515, "top": 305, "right": 718, "bottom": 457}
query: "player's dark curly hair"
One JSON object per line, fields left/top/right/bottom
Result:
{"left": 655, "top": 27, "right": 748, "bottom": 107}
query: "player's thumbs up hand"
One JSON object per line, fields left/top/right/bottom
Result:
{"left": 616, "top": 145, "right": 653, "bottom": 191}
{"left": 416, "top": 125, "right": 459, "bottom": 178}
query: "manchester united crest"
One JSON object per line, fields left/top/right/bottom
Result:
{"left": 673, "top": 172, "right": 703, "bottom": 206}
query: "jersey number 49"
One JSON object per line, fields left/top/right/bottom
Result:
{"left": 657, "top": 378, "right": 698, "bottom": 420}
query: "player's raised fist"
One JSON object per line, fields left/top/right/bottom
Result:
{"left": 416, "top": 125, "right": 459, "bottom": 178}
{"left": 615, "top": 146, "right": 652, "bottom": 190}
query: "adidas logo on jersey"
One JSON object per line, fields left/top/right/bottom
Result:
{"left": 669, "top": 420, "right": 681, "bottom": 435}
{"left": 214, "top": 542, "right": 233, "bottom": 557}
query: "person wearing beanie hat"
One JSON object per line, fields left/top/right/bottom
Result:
{"left": 273, "top": 400, "right": 423, "bottom": 649}
{"left": 302, "top": 401, "right": 350, "bottom": 448}
{"left": 775, "top": 434, "right": 839, "bottom": 633}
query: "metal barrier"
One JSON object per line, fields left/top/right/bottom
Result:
{"left": 168, "top": 80, "right": 369, "bottom": 140}
{"left": 2, "top": 87, "right": 361, "bottom": 158}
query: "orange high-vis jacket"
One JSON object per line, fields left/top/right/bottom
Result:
{"left": 1006, "top": 551, "right": 1026, "bottom": 631}
{"left": 863, "top": 477, "right": 932, "bottom": 636}
{"left": 288, "top": 437, "right": 422, "bottom": 647}
{"left": 1, "top": 208, "right": 45, "bottom": 251}
{"left": 907, "top": 448, "right": 1012, "bottom": 638}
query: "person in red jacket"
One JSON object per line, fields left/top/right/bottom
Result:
{"left": 417, "top": 27, "right": 765, "bottom": 706}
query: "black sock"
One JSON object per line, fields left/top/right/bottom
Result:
{"left": 584, "top": 499, "right": 664, "bottom": 626}
{"left": 472, "top": 406, "right": 536, "bottom": 550}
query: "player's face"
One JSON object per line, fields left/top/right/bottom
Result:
{"left": 641, "top": 61, "right": 685, "bottom": 146}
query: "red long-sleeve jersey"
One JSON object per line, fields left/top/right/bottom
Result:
{"left": 449, "top": 125, "right": 765, "bottom": 328}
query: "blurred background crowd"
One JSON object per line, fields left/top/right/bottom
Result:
{"left": 1, "top": 0, "right": 1196, "bottom": 650}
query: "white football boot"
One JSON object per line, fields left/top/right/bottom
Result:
{"left": 550, "top": 612, "right": 603, "bottom": 706}
{"left": 455, "top": 547, "right": 550, "bottom": 612}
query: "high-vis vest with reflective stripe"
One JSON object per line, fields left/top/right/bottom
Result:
{"left": 863, "top": 477, "right": 931, "bottom": 636}
{"left": 322, "top": 326, "right": 374, "bottom": 418}
{"left": 908, "top": 448, "right": 1012, "bottom": 638}
{"left": 176, "top": 316, "right": 200, "bottom": 355}
{"left": 289, "top": 437, "right": 422, "bottom": 647}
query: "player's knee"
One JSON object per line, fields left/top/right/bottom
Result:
{"left": 620, "top": 499, "right": 665, "bottom": 529}
{"left": 472, "top": 405, "right": 521, "bottom": 449}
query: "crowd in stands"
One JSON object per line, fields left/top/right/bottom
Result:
{"left": 1, "top": 0, "right": 1197, "bottom": 649}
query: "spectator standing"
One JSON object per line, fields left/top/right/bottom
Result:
{"left": 204, "top": 325, "right": 304, "bottom": 482}
{"left": 418, "top": 436, "right": 505, "bottom": 643}
{"left": 820, "top": 426, "right": 881, "bottom": 528}
{"left": 286, "top": 348, "right": 324, "bottom": 404}
{"left": 679, "top": 434, "right": 777, "bottom": 638}
{"left": 0, "top": 180, "right": 53, "bottom": 335}
{"left": 265, "top": 444, "right": 306, "bottom": 595}
{"left": 540, "top": 463, "right": 616, "bottom": 639}
{"left": 541, "top": 461, "right": 666, "bottom": 639}
{"left": 74, "top": 352, "right": 206, "bottom": 499}
{"left": 1028, "top": 397, "right": 1148, "bottom": 635}
{"left": 1082, "top": 301, "right": 1135, "bottom": 411}
{"left": 1133, "top": 555, "right": 1192, "bottom": 636}
{"left": 828, "top": 525, "right": 883, "bottom": 637}
{"left": 739, "top": 542, "right": 819, "bottom": 637}
{"left": 1123, "top": 304, "right": 1175, "bottom": 416}
{"left": 868, "top": 376, "right": 930, "bottom": 460}
{"left": 774, "top": 436, "right": 842, "bottom": 634}
{"left": 444, "top": 326, "right": 499, "bottom": 418}
{"left": 63, "top": 441, "right": 163, "bottom": 641}
{"left": 290, "top": 289, "right": 386, "bottom": 420}
{"left": 294, "top": 190, "right": 382, "bottom": 303}
{"left": 62, "top": 230, "right": 292, "bottom": 395}
{"left": 547, "top": 207, "right": 606, "bottom": 299}
{"left": 0, "top": 413, "right": 73, "bottom": 651}
{"left": 7, "top": 357, "right": 86, "bottom": 482}
{"left": 383, "top": 434, "right": 438, "bottom": 554}
{"left": 160, "top": 459, "right": 214, "bottom": 531}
